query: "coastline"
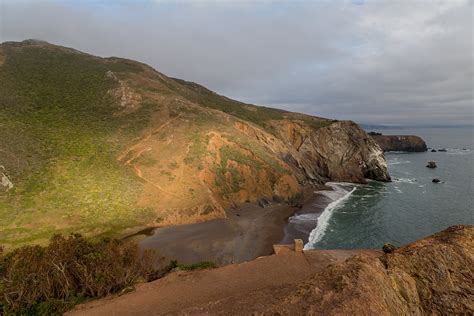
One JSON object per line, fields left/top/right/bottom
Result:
{"left": 138, "top": 185, "right": 332, "bottom": 265}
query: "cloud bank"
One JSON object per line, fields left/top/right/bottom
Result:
{"left": 1, "top": 0, "right": 472, "bottom": 125}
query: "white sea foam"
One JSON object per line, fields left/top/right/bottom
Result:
{"left": 289, "top": 213, "right": 319, "bottom": 223}
{"left": 388, "top": 160, "right": 411, "bottom": 165}
{"left": 304, "top": 183, "right": 356, "bottom": 250}
{"left": 393, "top": 186, "right": 403, "bottom": 193}
{"left": 393, "top": 177, "right": 416, "bottom": 184}
{"left": 446, "top": 148, "right": 472, "bottom": 155}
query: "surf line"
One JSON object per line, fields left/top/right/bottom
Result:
{"left": 304, "top": 183, "right": 356, "bottom": 250}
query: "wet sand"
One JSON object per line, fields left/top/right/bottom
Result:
{"left": 139, "top": 203, "right": 299, "bottom": 265}
{"left": 139, "top": 186, "right": 331, "bottom": 265}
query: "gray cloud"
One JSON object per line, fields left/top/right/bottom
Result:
{"left": 0, "top": 0, "right": 472, "bottom": 125}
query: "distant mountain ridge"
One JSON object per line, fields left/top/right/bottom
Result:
{"left": 0, "top": 40, "right": 390, "bottom": 248}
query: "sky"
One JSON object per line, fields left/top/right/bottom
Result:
{"left": 0, "top": 0, "right": 473, "bottom": 126}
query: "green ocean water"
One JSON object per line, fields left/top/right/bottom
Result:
{"left": 304, "top": 127, "right": 474, "bottom": 250}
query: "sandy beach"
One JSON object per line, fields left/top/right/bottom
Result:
{"left": 139, "top": 203, "right": 298, "bottom": 265}
{"left": 137, "top": 186, "right": 331, "bottom": 265}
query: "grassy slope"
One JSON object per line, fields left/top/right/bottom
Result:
{"left": 0, "top": 41, "right": 333, "bottom": 249}
{"left": 0, "top": 43, "right": 159, "bottom": 247}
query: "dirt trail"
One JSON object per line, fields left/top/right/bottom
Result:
{"left": 117, "top": 114, "right": 182, "bottom": 197}
{"left": 68, "top": 248, "right": 381, "bottom": 316}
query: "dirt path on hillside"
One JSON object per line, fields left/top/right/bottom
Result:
{"left": 117, "top": 114, "right": 182, "bottom": 197}
{"left": 67, "top": 248, "right": 381, "bottom": 316}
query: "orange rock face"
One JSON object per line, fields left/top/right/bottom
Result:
{"left": 269, "top": 225, "right": 474, "bottom": 315}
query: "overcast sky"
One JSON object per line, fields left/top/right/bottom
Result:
{"left": 1, "top": 0, "right": 472, "bottom": 126}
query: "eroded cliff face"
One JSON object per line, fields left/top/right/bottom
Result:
{"left": 271, "top": 120, "right": 391, "bottom": 184}
{"left": 371, "top": 134, "right": 427, "bottom": 152}
{"left": 269, "top": 225, "right": 474, "bottom": 315}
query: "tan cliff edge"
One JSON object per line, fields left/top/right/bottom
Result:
{"left": 68, "top": 224, "right": 474, "bottom": 315}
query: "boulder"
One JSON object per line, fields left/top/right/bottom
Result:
{"left": 426, "top": 161, "right": 437, "bottom": 168}
{"left": 432, "top": 178, "right": 441, "bottom": 183}
{"left": 431, "top": 149, "right": 437, "bottom": 152}
{"left": 257, "top": 198, "right": 270, "bottom": 208}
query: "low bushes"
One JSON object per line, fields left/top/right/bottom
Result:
{"left": 169, "top": 260, "right": 218, "bottom": 271}
{"left": 0, "top": 234, "right": 160, "bottom": 315}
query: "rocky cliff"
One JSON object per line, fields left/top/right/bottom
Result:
{"left": 270, "top": 225, "right": 473, "bottom": 315}
{"left": 370, "top": 134, "right": 427, "bottom": 152}
{"left": 0, "top": 40, "right": 390, "bottom": 247}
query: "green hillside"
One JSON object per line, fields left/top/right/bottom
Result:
{"left": 0, "top": 41, "right": 163, "bottom": 247}
{"left": 0, "top": 40, "right": 387, "bottom": 250}
{"left": 0, "top": 40, "right": 303, "bottom": 248}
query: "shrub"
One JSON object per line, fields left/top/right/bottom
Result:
{"left": 0, "top": 234, "right": 160, "bottom": 315}
{"left": 382, "top": 242, "right": 397, "bottom": 254}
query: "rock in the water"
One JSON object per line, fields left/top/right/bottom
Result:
{"left": 426, "top": 161, "right": 437, "bottom": 168}
{"left": 432, "top": 178, "right": 441, "bottom": 183}
{"left": 431, "top": 149, "right": 437, "bottom": 152}
{"left": 438, "top": 148, "right": 447, "bottom": 152}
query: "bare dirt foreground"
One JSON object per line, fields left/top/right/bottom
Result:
{"left": 67, "top": 248, "right": 379, "bottom": 315}
{"left": 67, "top": 225, "right": 474, "bottom": 315}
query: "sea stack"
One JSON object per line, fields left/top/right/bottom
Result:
{"left": 426, "top": 161, "right": 437, "bottom": 168}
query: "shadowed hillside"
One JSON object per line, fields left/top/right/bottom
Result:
{"left": 0, "top": 40, "right": 390, "bottom": 248}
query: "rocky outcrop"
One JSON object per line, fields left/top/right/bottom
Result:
{"left": 0, "top": 166, "right": 13, "bottom": 191}
{"left": 370, "top": 134, "right": 427, "bottom": 152}
{"left": 270, "top": 225, "right": 474, "bottom": 315}
{"left": 272, "top": 120, "right": 391, "bottom": 184}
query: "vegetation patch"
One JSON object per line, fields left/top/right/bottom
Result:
{"left": 168, "top": 162, "right": 179, "bottom": 170}
{"left": 169, "top": 78, "right": 285, "bottom": 130}
{"left": 0, "top": 44, "right": 159, "bottom": 248}
{"left": 135, "top": 155, "right": 158, "bottom": 167}
{"left": 183, "top": 130, "right": 209, "bottom": 170}
{"left": 304, "top": 119, "right": 334, "bottom": 130}
{"left": 0, "top": 234, "right": 164, "bottom": 315}
{"left": 168, "top": 260, "right": 218, "bottom": 271}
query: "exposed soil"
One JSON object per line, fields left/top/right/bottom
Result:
{"left": 67, "top": 248, "right": 381, "bottom": 316}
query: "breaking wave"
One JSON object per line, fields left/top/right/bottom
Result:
{"left": 304, "top": 183, "right": 356, "bottom": 250}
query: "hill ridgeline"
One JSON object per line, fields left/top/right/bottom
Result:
{"left": 0, "top": 40, "right": 390, "bottom": 248}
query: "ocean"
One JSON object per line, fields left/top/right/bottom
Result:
{"left": 297, "top": 127, "right": 474, "bottom": 250}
